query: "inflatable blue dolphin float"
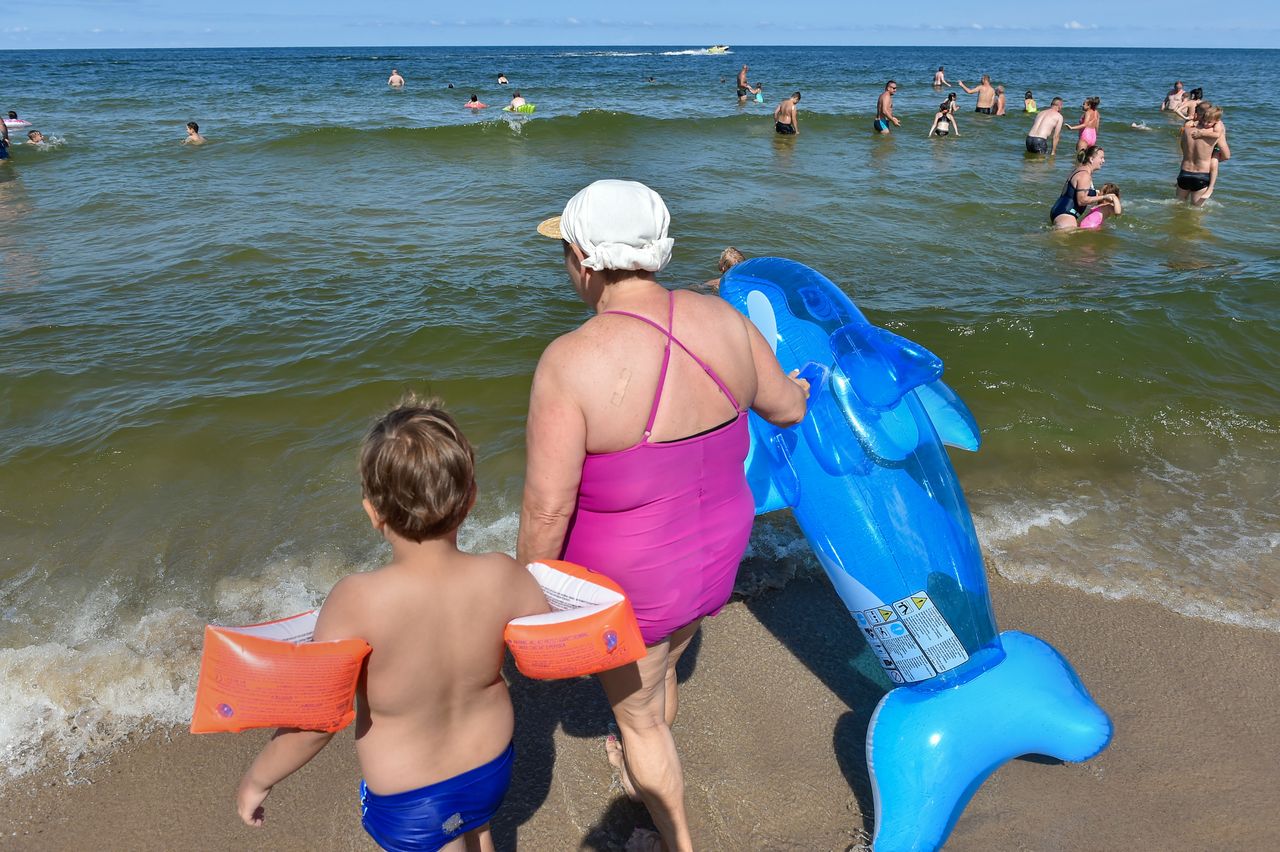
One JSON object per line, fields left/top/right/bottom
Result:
{"left": 721, "top": 258, "right": 1113, "bottom": 852}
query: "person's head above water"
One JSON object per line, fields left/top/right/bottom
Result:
{"left": 938, "top": 66, "right": 944, "bottom": 72}
{"left": 1189, "top": 87, "right": 1203, "bottom": 100}
{"left": 186, "top": 121, "right": 199, "bottom": 132}
{"left": 718, "top": 247, "right": 746, "bottom": 273}
{"left": 1025, "top": 90, "right": 1034, "bottom": 100}
{"left": 1077, "top": 145, "right": 1105, "bottom": 168}
{"left": 27, "top": 130, "right": 43, "bottom": 143}
{"left": 791, "top": 91, "right": 802, "bottom": 102}
{"left": 1099, "top": 182, "right": 1120, "bottom": 199}
{"left": 360, "top": 395, "right": 477, "bottom": 542}
{"left": 537, "top": 179, "right": 674, "bottom": 282}
{"left": 981, "top": 74, "right": 991, "bottom": 84}
{"left": 6, "top": 111, "right": 16, "bottom": 120}
{"left": 470, "top": 94, "right": 479, "bottom": 102}
{"left": 885, "top": 80, "right": 897, "bottom": 92}
{"left": 939, "top": 100, "right": 952, "bottom": 113}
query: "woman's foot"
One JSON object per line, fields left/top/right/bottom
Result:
{"left": 605, "top": 731, "right": 641, "bottom": 802}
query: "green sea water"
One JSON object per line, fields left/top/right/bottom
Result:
{"left": 0, "top": 45, "right": 1277, "bottom": 779}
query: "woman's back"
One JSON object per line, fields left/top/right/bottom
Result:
{"left": 569, "top": 288, "right": 756, "bottom": 454}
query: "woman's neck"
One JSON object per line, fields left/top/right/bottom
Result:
{"left": 593, "top": 275, "right": 663, "bottom": 314}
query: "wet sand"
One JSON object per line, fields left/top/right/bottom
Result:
{"left": 3, "top": 572, "right": 1278, "bottom": 850}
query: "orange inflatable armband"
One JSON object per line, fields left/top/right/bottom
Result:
{"left": 190, "top": 610, "right": 371, "bottom": 734}
{"left": 504, "top": 560, "right": 645, "bottom": 679}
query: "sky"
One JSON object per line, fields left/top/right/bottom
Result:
{"left": 3, "top": 1, "right": 1278, "bottom": 50}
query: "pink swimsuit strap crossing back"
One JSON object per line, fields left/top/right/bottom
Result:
{"left": 560, "top": 291, "right": 755, "bottom": 645}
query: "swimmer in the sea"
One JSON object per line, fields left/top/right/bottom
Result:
{"left": 497, "top": 73, "right": 509, "bottom": 85}
{"left": 702, "top": 246, "right": 746, "bottom": 292}
{"left": 957, "top": 75, "right": 997, "bottom": 113}
{"left": 933, "top": 66, "right": 950, "bottom": 87}
{"left": 1162, "top": 80, "right": 1185, "bottom": 112}
{"left": 875, "top": 80, "right": 901, "bottom": 134}
{"left": 183, "top": 121, "right": 206, "bottom": 145}
{"left": 1076, "top": 183, "right": 1123, "bottom": 230}
{"left": 508, "top": 90, "right": 527, "bottom": 109}
{"left": 737, "top": 64, "right": 751, "bottom": 104}
{"left": 1024, "top": 90, "right": 1038, "bottom": 113}
{"left": 1025, "top": 97, "right": 1065, "bottom": 156}
{"left": 465, "top": 94, "right": 488, "bottom": 109}
{"left": 994, "top": 85, "right": 1007, "bottom": 115}
{"left": 387, "top": 69, "right": 405, "bottom": 88}
{"left": 774, "top": 91, "right": 801, "bottom": 135}
{"left": 1176, "top": 106, "right": 1220, "bottom": 206}
{"left": 26, "top": 130, "right": 44, "bottom": 145}
{"left": 927, "top": 100, "right": 959, "bottom": 137}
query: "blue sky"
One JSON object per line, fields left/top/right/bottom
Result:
{"left": 3, "top": 1, "right": 1277, "bottom": 50}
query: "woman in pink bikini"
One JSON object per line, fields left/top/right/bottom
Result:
{"left": 518, "top": 179, "right": 808, "bottom": 851}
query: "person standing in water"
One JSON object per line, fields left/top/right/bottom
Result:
{"left": 774, "top": 91, "right": 801, "bottom": 135}
{"left": 933, "top": 66, "right": 951, "bottom": 87}
{"left": 927, "top": 100, "right": 959, "bottom": 138}
{"left": 1025, "top": 97, "right": 1065, "bottom": 156}
{"left": 1198, "top": 103, "right": 1230, "bottom": 199}
{"left": 0, "top": 118, "right": 9, "bottom": 163}
{"left": 1050, "top": 145, "right": 1108, "bottom": 229}
{"left": 994, "top": 85, "right": 1007, "bottom": 116}
{"left": 1024, "top": 90, "right": 1038, "bottom": 113}
{"left": 497, "top": 73, "right": 509, "bottom": 85}
{"left": 183, "top": 122, "right": 206, "bottom": 145}
{"left": 1176, "top": 106, "right": 1223, "bottom": 206}
{"left": 957, "top": 75, "right": 997, "bottom": 113}
{"left": 1163, "top": 81, "right": 1185, "bottom": 112}
{"left": 1067, "top": 97, "right": 1101, "bottom": 153}
{"left": 736, "top": 64, "right": 751, "bottom": 104}
{"left": 387, "top": 69, "right": 405, "bottom": 88}
{"left": 875, "top": 81, "right": 901, "bottom": 134}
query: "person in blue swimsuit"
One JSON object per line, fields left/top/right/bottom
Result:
{"left": 1050, "top": 145, "right": 1107, "bottom": 229}
{"left": 875, "top": 80, "right": 901, "bottom": 134}
{"left": 235, "top": 399, "right": 549, "bottom": 852}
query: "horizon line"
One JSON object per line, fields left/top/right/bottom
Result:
{"left": 2, "top": 42, "right": 1278, "bottom": 52}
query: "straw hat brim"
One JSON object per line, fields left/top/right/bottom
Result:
{"left": 536, "top": 216, "right": 563, "bottom": 240}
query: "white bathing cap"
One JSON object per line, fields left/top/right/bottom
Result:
{"left": 537, "top": 179, "right": 674, "bottom": 273}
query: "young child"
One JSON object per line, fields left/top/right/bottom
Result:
{"left": 1024, "top": 90, "right": 1037, "bottom": 113}
{"left": 236, "top": 397, "right": 549, "bottom": 851}
{"left": 183, "top": 121, "right": 206, "bottom": 145}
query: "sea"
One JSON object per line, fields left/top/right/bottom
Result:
{"left": 1, "top": 45, "right": 1277, "bottom": 783}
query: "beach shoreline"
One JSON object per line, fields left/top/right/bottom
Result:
{"left": 3, "top": 571, "right": 1277, "bottom": 851}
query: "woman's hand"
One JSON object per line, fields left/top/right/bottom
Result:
{"left": 788, "top": 370, "right": 811, "bottom": 399}
{"left": 236, "top": 774, "right": 271, "bottom": 827}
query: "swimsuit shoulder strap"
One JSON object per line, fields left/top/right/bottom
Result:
{"left": 601, "top": 292, "right": 743, "bottom": 438}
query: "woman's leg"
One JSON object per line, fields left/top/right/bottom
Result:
{"left": 598, "top": 622, "right": 703, "bottom": 852}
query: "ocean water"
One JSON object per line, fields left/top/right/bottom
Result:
{"left": 1, "top": 45, "right": 1277, "bottom": 782}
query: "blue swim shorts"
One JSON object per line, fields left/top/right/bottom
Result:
{"left": 360, "top": 742, "right": 514, "bottom": 852}
{"left": 874, "top": 118, "right": 890, "bottom": 133}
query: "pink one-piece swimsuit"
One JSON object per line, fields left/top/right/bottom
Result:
{"left": 561, "top": 292, "right": 755, "bottom": 645}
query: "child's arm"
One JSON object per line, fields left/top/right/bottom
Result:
{"left": 235, "top": 576, "right": 369, "bottom": 826}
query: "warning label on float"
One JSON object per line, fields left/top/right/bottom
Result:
{"left": 853, "top": 591, "right": 968, "bottom": 683}
{"left": 891, "top": 591, "right": 969, "bottom": 674}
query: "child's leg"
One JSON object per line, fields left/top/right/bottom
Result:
{"left": 1205, "top": 157, "right": 1219, "bottom": 197}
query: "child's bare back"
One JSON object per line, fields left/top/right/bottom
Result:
{"left": 319, "top": 543, "right": 545, "bottom": 793}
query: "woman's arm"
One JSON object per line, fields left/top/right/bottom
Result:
{"left": 743, "top": 317, "right": 808, "bottom": 427}
{"left": 517, "top": 338, "right": 587, "bottom": 566}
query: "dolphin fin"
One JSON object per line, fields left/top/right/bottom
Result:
{"left": 916, "top": 380, "right": 981, "bottom": 452}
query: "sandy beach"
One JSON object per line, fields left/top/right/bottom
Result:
{"left": 3, "top": 571, "right": 1277, "bottom": 851}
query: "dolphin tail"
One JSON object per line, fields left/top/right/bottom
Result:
{"left": 866, "top": 630, "right": 1113, "bottom": 852}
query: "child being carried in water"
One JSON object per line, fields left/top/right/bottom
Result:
{"left": 236, "top": 396, "right": 549, "bottom": 852}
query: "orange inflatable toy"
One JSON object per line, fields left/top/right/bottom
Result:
{"left": 190, "top": 611, "right": 370, "bottom": 734}
{"left": 190, "top": 560, "right": 642, "bottom": 734}
{"left": 504, "top": 560, "right": 645, "bottom": 679}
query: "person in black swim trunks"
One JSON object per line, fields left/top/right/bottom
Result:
{"left": 737, "top": 64, "right": 751, "bottom": 104}
{"left": 1176, "top": 106, "right": 1221, "bottom": 206}
{"left": 1050, "top": 145, "right": 1107, "bottom": 229}
{"left": 1026, "top": 97, "right": 1065, "bottom": 155}
{"left": 957, "top": 75, "right": 997, "bottom": 113}
{"left": 774, "top": 91, "right": 801, "bottom": 135}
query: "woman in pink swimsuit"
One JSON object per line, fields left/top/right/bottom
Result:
{"left": 517, "top": 180, "right": 808, "bottom": 851}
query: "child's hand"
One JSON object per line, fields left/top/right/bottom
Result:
{"left": 236, "top": 774, "right": 272, "bottom": 827}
